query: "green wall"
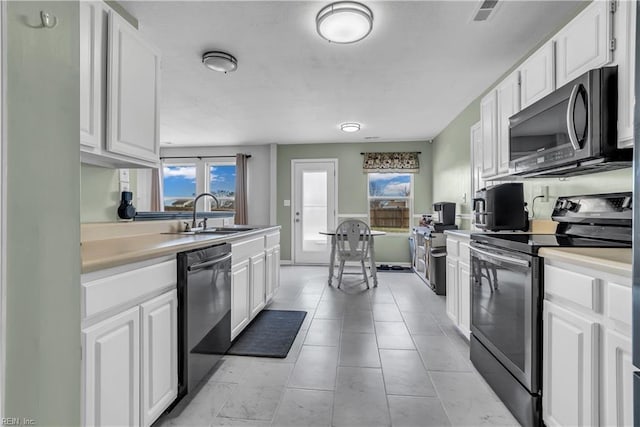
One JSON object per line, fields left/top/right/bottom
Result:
{"left": 432, "top": 99, "right": 481, "bottom": 229}
{"left": 6, "top": 1, "right": 81, "bottom": 424}
{"left": 277, "top": 141, "right": 432, "bottom": 263}
{"left": 81, "top": 164, "right": 137, "bottom": 223}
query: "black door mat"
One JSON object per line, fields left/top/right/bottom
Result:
{"left": 377, "top": 265, "right": 413, "bottom": 272}
{"left": 226, "top": 310, "right": 307, "bottom": 358}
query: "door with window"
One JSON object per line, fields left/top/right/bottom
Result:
{"left": 292, "top": 160, "right": 337, "bottom": 264}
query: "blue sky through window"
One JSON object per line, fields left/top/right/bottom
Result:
{"left": 163, "top": 165, "right": 196, "bottom": 198}
{"left": 368, "top": 173, "right": 411, "bottom": 197}
{"left": 209, "top": 165, "right": 236, "bottom": 194}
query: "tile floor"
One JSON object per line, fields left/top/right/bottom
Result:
{"left": 158, "top": 266, "right": 520, "bottom": 427}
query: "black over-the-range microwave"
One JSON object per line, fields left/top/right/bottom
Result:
{"left": 508, "top": 66, "right": 632, "bottom": 177}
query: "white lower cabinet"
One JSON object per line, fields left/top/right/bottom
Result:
{"left": 542, "top": 256, "right": 633, "bottom": 427}
{"left": 140, "top": 290, "right": 178, "bottom": 427}
{"left": 250, "top": 254, "right": 266, "bottom": 319}
{"left": 265, "top": 244, "right": 281, "bottom": 302}
{"left": 231, "top": 259, "right": 251, "bottom": 340}
{"left": 457, "top": 261, "right": 471, "bottom": 336}
{"left": 542, "top": 300, "right": 599, "bottom": 427}
{"left": 604, "top": 329, "right": 633, "bottom": 427}
{"left": 445, "top": 233, "right": 471, "bottom": 339}
{"left": 83, "top": 306, "right": 140, "bottom": 427}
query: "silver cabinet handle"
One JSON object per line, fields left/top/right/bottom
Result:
{"left": 566, "top": 83, "right": 583, "bottom": 151}
{"left": 187, "top": 253, "right": 232, "bottom": 271}
{"left": 470, "top": 246, "right": 530, "bottom": 267}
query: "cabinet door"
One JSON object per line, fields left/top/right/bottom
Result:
{"left": 140, "top": 291, "right": 178, "bottom": 427}
{"left": 480, "top": 91, "right": 498, "bottom": 179}
{"left": 83, "top": 306, "right": 140, "bottom": 427}
{"left": 445, "top": 258, "right": 458, "bottom": 322}
{"left": 80, "top": 1, "right": 106, "bottom": 150}
{"left": 519, "top": 41, "right": 555, "bottom": 109}
{"left": 265, "top": 249, "right": 274, "bottom": 302}
{"left": 555, "top": 0, "right": 613, "bottom": 88}
{"left": 250, "top": 254, "right": 266, "bottom": 319}
{"left": 457, "top": 261, "right": 471, "bottom": 339}
{"left": 614, "top": 0, "right": 636, "bottom": 148}
{"left": 273, "top": 245, "right": 281, "bottom": 294}
{"left": 231, "top": 260, "right": 251, "bottom": 339}
{"left": 107, "top": 11, "right": 161, "bottom": 164}
{"left": 470, "top": 122, "right": 483, "bottom": 197}
{"left": 604, "top": 329, "right": 633, "bottom": 427}
{"left": 496, "top": 71, "right": 520, "bottom": 174}
{"left": 543, "top": 301, "right": 599, "bottom": 427}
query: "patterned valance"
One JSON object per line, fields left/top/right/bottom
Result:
{"left": 362, "top": 152, "right": 420, "bottom": 173}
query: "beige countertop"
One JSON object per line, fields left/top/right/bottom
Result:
{"left": 538, "top": 247, "right": 632, "bottom": 277}
{"left": 81, "top": 225, "right": 280, "bottom": 274}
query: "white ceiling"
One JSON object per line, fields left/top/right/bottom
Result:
{"left": 123, "top": 0, "right": 584, "bottom": 147}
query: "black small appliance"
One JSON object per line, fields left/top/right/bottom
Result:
{"left": 473, "top": 183, "right": 528, "bottom": 231}
{"left": 117, "top": 191, "right": 136, "bottom": 220}
{"left": 432, "top": 202, "right": 456, "bottom": 226}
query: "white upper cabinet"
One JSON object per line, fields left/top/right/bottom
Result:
{"left": 495, "top": 70, "right": 520, "bottom": 174}
{"left": 107, "top": 12, "right": 161, "bottom": 164}
{"left": 613, "top": 0, "right": 636, "bottom": 148}
{"left": 480, "top": 91, "right": 498, "bottom": 179}
{"left": 80, "top": 4, "right": 161, "bottom": 168}
{"left": 470, "top": 121, "right": 483, "bottom": 198}
{"left": 519, "top": 41, "right": 555, "bottom": 109}
{"left": 555, "top": 1, "right": 613, "bottom": 88}
{"left": 79, "top": 1, "right": 106, "bottom": 150}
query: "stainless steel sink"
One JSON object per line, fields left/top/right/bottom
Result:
{"left": 162, "top": 227, "right": 255, "bottom": 236}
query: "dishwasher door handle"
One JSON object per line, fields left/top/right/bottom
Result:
{"left": 187, "top": 253, "right": 232, "bottom": 271}
{"left": 470, "top": 246, "right": 530, "bottom": 267}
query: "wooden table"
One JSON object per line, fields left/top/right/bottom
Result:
{"left": 319, "top": 230, "right": 386, "bottom": 287}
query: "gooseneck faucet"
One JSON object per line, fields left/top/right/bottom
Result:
{"left": 191, "top": 192, "right": 220, "bottom": 229}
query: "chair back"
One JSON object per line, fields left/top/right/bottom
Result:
{"left": 335, "top": 220, "right": 371, "bottom": 261}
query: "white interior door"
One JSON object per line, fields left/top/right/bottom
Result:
{"left": 292, "top": 160, "right": 337, "bottom": 264}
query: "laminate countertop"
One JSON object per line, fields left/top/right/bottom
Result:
{"left": 81, "top": 225, "right": 280, "bottom": 274}
{"left": 538, "top": 247, "right": 632, "bottom": 277}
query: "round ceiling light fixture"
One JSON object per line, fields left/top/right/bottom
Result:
{"left": 316, "top": 1, "right": 373, "bottom": 44}
{"left": 340, "top": 122, "right": 361, "bottom": 133}
{"left": 202, "top": 51, "right": 238, "bottom": 73}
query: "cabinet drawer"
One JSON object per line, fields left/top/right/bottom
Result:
{"left": 545, "top": 264, "right": 599, "bottom": 311}
{"left": 82, "top": 259, "right": 177, "bottom": 320}
{"left": 232, "top": 236, "right": 265, "bottom": 263}
{"left": 265, "top": 232, "right": 280, "bottom": 249}
{"left": 446, "top": 238, "right": 459, "bottom": 258}
{"left": 606, "top": 282, "right": 632, "bottom": 327}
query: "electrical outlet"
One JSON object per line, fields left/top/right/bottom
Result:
{"left": 539, "top": 185, "right": 549, "bottom": 202}
{"left": 120, "top": 182, "right": 130, "bottom": 193}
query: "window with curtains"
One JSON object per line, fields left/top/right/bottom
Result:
{"left": 162, "top": 163, "right": 197, "bottom": 211}
{"left": 207, "top": 162, "right": 236, "bottom": 211}
{"left": 367, "top": 173, "right": 413, "bottom": 233}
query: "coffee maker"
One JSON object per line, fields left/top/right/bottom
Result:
{"left": 432, "top": 202, "right": 457, "bottom": 231}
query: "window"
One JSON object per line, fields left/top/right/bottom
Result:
{"left": 162, "top": 163, "right": 196, "bottom": 211}
{"left": 368, "top": 173, "right": 413, "bottom": 233}
{"left": 207, "top": 163, "right": 236, "bottom": 211}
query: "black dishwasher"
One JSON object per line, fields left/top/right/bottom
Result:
{"left": 176, "top": 243, "right": 232, "bottom": 403}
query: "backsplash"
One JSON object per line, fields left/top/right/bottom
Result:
{"left": 81, "top": 164, "right": 138, "bottom": 223}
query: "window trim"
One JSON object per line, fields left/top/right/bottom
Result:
{"left": 367, "top": 173, "right": 414, "bottom": 235}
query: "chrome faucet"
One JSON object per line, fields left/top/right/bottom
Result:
{"left": 191, "top": 192, "right": 220, "bottom": 229}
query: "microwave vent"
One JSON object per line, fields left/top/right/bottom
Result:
{"left": 472, "top": 0, "right": 499, "bottom": 22}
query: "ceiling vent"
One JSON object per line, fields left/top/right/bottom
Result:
{"left": 472, "top": 0, "right": 500, "bottom": 22}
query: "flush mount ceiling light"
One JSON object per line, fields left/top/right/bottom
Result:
{"left": 316, "top": 1, "right": 373, "bottom": 44}
{"left": 202, "top": 51, "right": 238, "bottom": 73}
{"left": 340, "top": 122, "right": 361, "bottom": 132}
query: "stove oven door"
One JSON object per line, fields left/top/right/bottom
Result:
{"left": 470, "top": 242, "right": 541, "bottom": 393}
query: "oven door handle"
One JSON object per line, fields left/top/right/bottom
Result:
{"left": 470, "top": 246, "right": 530, "bottom": 267}
{"left": 187, "top": 253, "right": 232, "bottom": 271}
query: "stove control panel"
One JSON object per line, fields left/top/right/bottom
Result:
{"left": 552, "top": 192, "right": 632, "bottom": 224}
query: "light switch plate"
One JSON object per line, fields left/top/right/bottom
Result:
{"left": 284, "top": 199, "right": 291, "bottom": 207}
{"left": 119, "top": 169, "right": 130, "bottom": 183}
